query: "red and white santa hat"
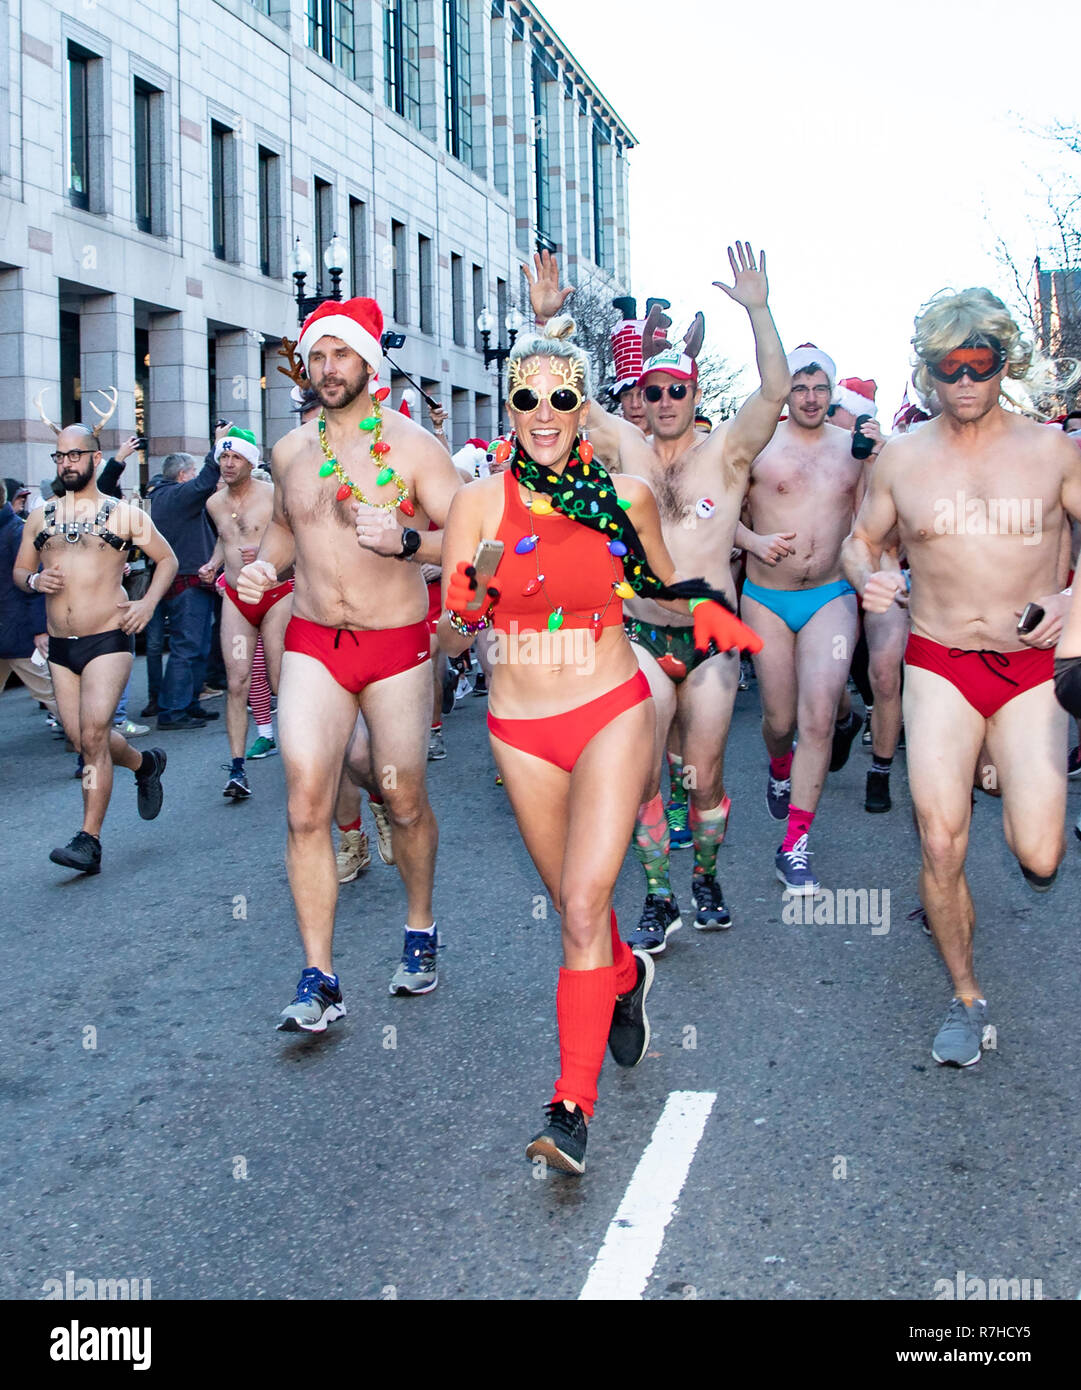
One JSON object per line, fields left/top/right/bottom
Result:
{"left": 833, "top": 376, "right": 878, "bottom": 419}
{"left": 298, "top": 296, "right": 384, "bottom": 375}
{"left": 787, "top": 342, "right": 837, "bottom": 390}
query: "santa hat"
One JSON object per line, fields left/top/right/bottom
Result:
{"left": 833, "top": 377, "right": 878, "bottom": 419}
{"left": 298, "top": 296, "right": 384, "bottom": 375}
{"left": 787, "top": 343, "right": 837, "bottom": 390}
{"left": 398, "top": 388, "right": 418, "bottom": 419}
{"left": 892, "top": 382, "right": 933, "bottom": 433}
{"left": 638, "top": 347, "right": 698, "bottom": 386}
{"left": 453, "top": 441, "right": 489, "bottom": 478}
{"left": 214, "top": 427, "right": 260, "bottom": 467}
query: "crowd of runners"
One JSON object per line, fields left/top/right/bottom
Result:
{"left": 7, "top": 242, "right": 1081, "bottom": 1176}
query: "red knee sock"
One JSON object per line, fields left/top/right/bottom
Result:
{"left": 552, "top": 966, "right": 618, "bottom": 1118}
{"left": 610, "top": 908, "right": 638, "bottom": 994}
{"left": 769, "top": 749, "right": 793, "bottom": 780}
{"left": 782, "top": 805, "right": 815, "bottom": 852}
{"left": 249, "top": 640, "right": 273, "bottom": 728}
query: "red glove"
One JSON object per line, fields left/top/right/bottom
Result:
{"left": 691, "top": 598, "right": 763, "bottom": 655}
{"left": 447, "top": 561, "right": 501, "bottom": 620}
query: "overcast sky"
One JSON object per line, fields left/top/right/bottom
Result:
{"left": 538, "top": 0, "right": 1076, "bottom": 420}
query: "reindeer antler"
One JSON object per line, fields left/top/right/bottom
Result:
{"left": 277, "top": 337, "right": 309, "bottom": 388}
{"left": 641, "top": 303, "right": 674, "bottom": 362}
{"left": 89, "top": 387, "right": 119, "bottom": 439}
{"left": 33, "top": 388, "right": 62, "bottom": 438}
{"left": 683, "top": 311, "right": 705, "bottom": 362}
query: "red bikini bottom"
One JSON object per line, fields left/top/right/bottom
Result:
{"left": 904, "top": 633, "right": 1053, "bottom": 719}
{"left": 487, "top": 669, "right": 652, "bottom": 773}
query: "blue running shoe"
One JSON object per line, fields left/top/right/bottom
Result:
{"left": 775, "top": 834, "right": 820, "bottom": 895}
{"left": 277, "top": 967, "right": 346, "bottom": 1033}
{"left": 766, "top": 770, "right": 791, "bottom": 821}
{"left": 666, "top": 799, "right": 693, "bottom": 850}
{"left": 390, "top": 926, "right": 439, "bottom": 995}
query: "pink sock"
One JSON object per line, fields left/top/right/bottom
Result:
{"left": 770, "top": 749, "right": 793, "bottom": 780}
{"left": 782, "top": 805, "right": 814, "bottom": 852}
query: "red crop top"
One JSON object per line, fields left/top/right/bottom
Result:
{"left": 490, "top": 470, "right": 628, "bottom": 634}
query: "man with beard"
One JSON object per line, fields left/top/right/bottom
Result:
{"left": 742, "top": 345, "right": 864, "bottom": 894}
{"left": 198, "top": 428, "right": 292, "bottom": 800}
{"left": 13, "top": 419, "right": 177, "bottom": 873}
{"left": 525, "top": 245, "right": 785, "bottom": 950}
{"left": 235, "top": 298, "right": 462, "bottom": 1028}
{"left": 844, "top": 287, "right": 1081, "bottom": 1065}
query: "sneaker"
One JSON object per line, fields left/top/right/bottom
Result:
{"left": 223, "top": 767, "right": 252, "bottom": 800}
{"left": 140, "top": 700, "right": 159, "bottom": 718}
{"left": 829, "top": 712, "right": 863, "bottom": 772}
{"left": 49, "top": 830, "right": 101, "bottom": 875}
{"left": 427, "top": 727, "right": 447, "bottom": 761}
{"left": 931, "top": 997, "right": 987, "bottom": 1067}
{"left": 73, "top": 754, "right": 85, "bottom": 780}
{"left": 775, "top": 834, "right": 820, "bottom": 894}
{"left": 525, "top": 1101, "right": 588, "bottom": 1176}
{"left": 336, "top": 827, "right": 371, "bottom": 882}
{"left": 454, "top": 674, "right": 473, "bottom": 701}
{"left": 766, "top": 770, "right": 791, "bottom": 821}
{"left": 246, "top": 736, "right": 277, "bottom": 759}
{"left": 114, "top": 718, "right": 149, "bottom": 737}
{"left": 861, "top": 713, "right": 874, "bottom": 747}
{"left": 199, "top": 686, "right": 225, "bottom": 700}
{"left": 135, "top": 748, "right": 167, "bottom": 820}
{"left": 608, "top": 950, "right": 654, "bottom": 1067}
{"left": 907, "top": 904, "right": 932, "bottom": 937}
{"left": 46, "top": 713, "right": 61, "bottom": 730}
{"left": 187, "top": 704, "right": 220, "bottom": 721}
{"left": 692, "top": 870, "right": 732, "bottom": 930}
{"left": 158, "top": 713, "right": 206, "bottom": 731}
{"left": 472, "top": 672, "right": 488, "bottom": 697}
{"left": 370, "top": 800, "right": 395, "bottom": 865}
{"left": 390, "top": 927, "right": 439, "bottom": 995}
{"left": 441, "top": 667, "right": 457, "bottom": 715}
{"left": 276, "top": 967, "right": 346, "bottom": 1033}
{"left": 666, "top": 798, "right": 693, "bottom": 849}
{"left": 626, "top": 894, "right": 682, "bottom": 955}
{"left": 1068, "top": 745, "right": 1081, "bottom": 779}
{"left": 865, "top": 769, "right": 892, "bottom": 813}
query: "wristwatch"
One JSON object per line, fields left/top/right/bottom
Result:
{"left": 397, "top": 527, "right": 421, "bottom": 560}
{"left": 27, "top": 572, "right": 39, "bottom": 593}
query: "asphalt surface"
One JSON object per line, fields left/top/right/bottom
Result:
{"left": 2, "top": 661, "right": 1080, "bottom": 1301}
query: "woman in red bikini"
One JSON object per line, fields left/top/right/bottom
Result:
{"left": 438, "top": 318, "right": 760, "bottom": 1173}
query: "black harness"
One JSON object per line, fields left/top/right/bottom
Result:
{"left": 33, "top": 497, "right": 131, "bottom": 554}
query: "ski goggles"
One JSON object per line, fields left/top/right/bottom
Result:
{"left": 926, "top": 339, "right": 1006, "bottom": 384}
{"left": 508, "top": 385, "right": 584, "bottom": 414}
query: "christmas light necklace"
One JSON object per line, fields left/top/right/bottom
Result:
{"left": 317, "top": 394, "right": 415, "bottom": 516}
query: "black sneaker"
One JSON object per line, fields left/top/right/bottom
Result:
{"left": 626, "top": 894, "right": 682, "bottom": 954}
{"left": 140, "top": 700, "right": 159, "bottom": 718}
{"left": 865, "top": 768, "right": 892, "bottom": 813}
{"left": 223, "top": 767, "right": 252, "bottom": 799}
{"left": 49, "top": 831, "right": 101, "bottom": 875}
{"left": 608, "top": 950, "right": 654, "bottom": 1067}
{"left": 441, "top": 667, "right": 457, "bottom": 716}
{"left": 861, "top": 711, "right": 873, "bottom": 747}
{"left": 472, "top": 671, "right": 488, "bottom": 697}
{"left": 135, "top": 748, "right": 167, "bottom": 820}
{"left": 158, "top": 714, "right": 206, "bottom": 731}
{"left": 525, "top": 1101, "right": 588, "bottom": 1175}
{"left": 692, "top": 870, "right": 732, "bottom": 930}
{"left": 187, "top": 704, "right": 220, "bottom": 721}
{"left": 829, "top": 712, "right": 863, "bottom": 772}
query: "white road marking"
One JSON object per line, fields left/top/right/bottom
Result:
{"left": 579, "top": 1090, "right": 717, "bottom": 1300}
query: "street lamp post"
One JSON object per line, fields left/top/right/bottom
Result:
{"left": 477, "top": 306, "right": 525, "bottom": 435}
{"left": 290, "top": 233, "right": 348, "bottom": 323}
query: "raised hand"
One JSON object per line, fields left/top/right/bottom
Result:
{"left": 713, "top": 242, "right": 768, "bottom": 311}
{"left": 521, "top": 250, "right": 574, "bottom": 322}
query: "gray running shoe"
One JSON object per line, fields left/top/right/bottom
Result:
{"left": 390, "top": 927, "right": 439, "bottom": 995}
{"left": 277, "top": 968, "right": 346, "bottom": 1033}
{"left": 370, "top": 799, "right": 395, "bottom": 865}
{"left": 931, "top": 997, "right": 987, "bottom": 1067}
{"left": 427, "top": 727, "right": 447, "bottom": 761}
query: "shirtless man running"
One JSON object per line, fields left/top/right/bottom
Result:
{"left": 14, "top": 413, "right": 178, "bottom": 874}
{"left": 844, "top": 287, "right": 1081, "bottom": 1066}
{"left": 525, "top": 245, "right": 785, "bottom": 949}
{"left": 199, "top": 428, "right": 293, "bottom": 800}
{"left": 235, "top": 297, "right": 462, "bottom": 1028}
{"left": 742, "top": 344, "right": 864, "bottom": 894}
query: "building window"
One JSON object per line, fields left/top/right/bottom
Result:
{"left": 67, "top": 44, "right": 94, "bottom": 210}
{"left": 592, "top": 121, "right": 611, "bottom": 270}
{"left": 444, "top": 0, "right": 472, "bottom": 164}
{"left": 258, "top": 147, "right": 282, "bottom": 277}
{"left": 451, "top": 254, "right": 466, "bottom": 346}
{"left": 384, "top": 0, "right": 420, "bottom": 126}
{"left": 308, "top": 0, "right": 356, "bottom": 80}
{"left": 472, "top": 264, "right": 485, "bottom": 351}
{"left": 531, "top": 51, "right": 552, "bottom": 247}
{"left": 210, "top": 121, "right": 237, "bottom": 261}
{"left": 496, "top": 277, "right": 507, "bottom": 336}
{"left": 418, "top": 235, "right": 434, "bottom": 335}
{"left": 133, "top": 79, "right": 166, "bottom": 236}
{"left": 314, "top": 177, "right": 334, "bottom": 288}
{"left": 392, "top": 219, "right": 408, "bottom": 323}
{"left": 349, "top": 197, "right": 368, "bottom": 296}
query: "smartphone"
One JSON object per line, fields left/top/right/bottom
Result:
{"left": 465, "top": 539, "right": 504, "bottom": 612}
{"left": 1017, "top": 602, "right": 1045, "bottom": 634}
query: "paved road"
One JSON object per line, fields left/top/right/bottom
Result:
{"left": 2, "top": 662, "right": 1080, "bottom": 1301}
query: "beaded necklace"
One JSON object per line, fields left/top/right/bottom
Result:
{"left": 316, "top": 397, "right": 415, "bottom": 516}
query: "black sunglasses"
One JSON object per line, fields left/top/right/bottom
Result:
{"left": 508, "top": 385, "right": 584, "bottom": 414}
{"left": 643, "top": 383, "right": 690, "bottom": 403}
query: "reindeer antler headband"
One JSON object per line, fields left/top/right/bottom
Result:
{"left": 33, "top": 386, "right": 118, "bottom": 439}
